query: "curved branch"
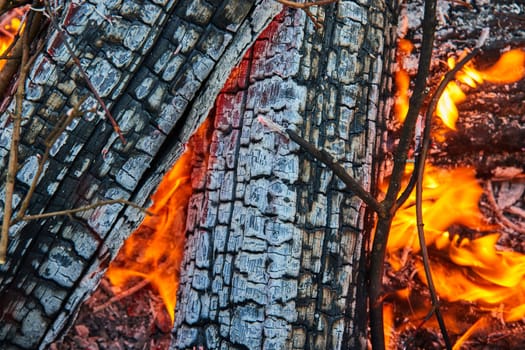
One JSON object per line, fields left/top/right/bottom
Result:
{"left": 369, "top": 0, "right": 437, "bottom": 348}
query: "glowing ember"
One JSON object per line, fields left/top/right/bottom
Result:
{"left": 436, "top": 49, "right": 525, "bottom": 130}
{"left": 0, "top": 7, "right": 26, "bottom": 70}
{"left": 106, "top": 119, "right": 212, "bottom": 323}
{"left": 394, "top": 39, "right": 413, "bottom": 122}
{"left": 386, "top": 164, "right": 525, "bottom": 345}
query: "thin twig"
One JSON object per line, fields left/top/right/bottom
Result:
{"left": 0, "top": 9, "right": 31, "bottom": 264}
{"left": 414, "top": 156, "right": 452, "bottom": 349}
{"left": 393, "top": 53, "right": 482, "bottom": 346}
{"left": 257, "top": 116, "right": 383, "bottom": 214}
{"left": 285, "top": 128, "right": 384, "bottom": 215}
{"left": 43, "top": 0, "right": 126, "bottom": 144}
{"left": 485, "top": 182, "right": 525, "bottom": 235}
{"left": 12, "top": 199, "right": 152, "bottom": 224}
{"left": 369, "top": 0, "right": 437, "bottom": 348}
{"left": 507, "top": 205, "right": 525, "bottom": 221}
{"left": 406, "top": 49, "right": 481, "bottom": 350}
{"left": 396, "top": 49, "right": 480, "bottom": 208}
{"left": 275, "top": 0, "right": 338, "bottom": 29}
{"left": 15, "top": 96, "right": 88, "bottom": 220}
{"left": 92, "top": 278, "right": 150, "bottom": 313}
{"left": 0, "top": 4, "right": 43, "bottom": 100}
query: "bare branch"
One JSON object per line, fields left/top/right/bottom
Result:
{"left": 257, "top": 116, "right": 383, "bottom": 214}
{"left": 395, "top": 49, "right": 480, "bottom": 208}
{"left": 402, "top": 49, "right": 482, "bottom": 350}
{"left": 285, "top": 128, "right": 384, "bottom": 215}
{"left": 13, "top": 199, "right": 153, "bottom": 224}
{"left": 16, "top": 96, "right": 88, "bottom": 220}
{"left": 369, "top": 0, "right": 438, "bottom": 348}
{"left": 0, "top": 6, "right": 44, "bottom": 99}
{"left": 43, "top": 1, "right": 126, "bottom": 144}
{"left": 485, "top": 182, "right": 525, "bottom": 235}
{"left": 0, "top": 9, "right": 31, "bottom": 264}
{"left": 92, "top": 279, "right": 150, "bottom": 314}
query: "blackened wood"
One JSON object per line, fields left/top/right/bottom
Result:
{"left": 172, "top": 3, "right": 395, "bottom": 349}
{"left": 0, "top": 0, "right": 281, "bottom": 348}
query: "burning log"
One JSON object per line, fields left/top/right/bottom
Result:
{"left": 54, "top": 2, "right": 396, "bottom": 349}
{"left": 0, "top": 0, "right": 283, "bottom": 348}
{"left": 170, "top": 5, "right": 393, "bottom": 347}
{"left": 0, "top": 0, "right": 397, "bottom": 347}
{"left": 8, "top": 0, "right": 524, "bottom": 348}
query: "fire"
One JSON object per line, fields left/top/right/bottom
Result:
{"left": 386, "top": 164, "right": 525, "bottom": 346}
{"left": 106, "top": 119, "right": 211, "bottom": 323}
{"left": 387, "top": 165, "right": 486, "bottom": 257}
{"left": 394, "top": 39, "right": 413, "bottom": 122}
{"left": 436, "top": 49, "right": 525, "bottom": 130}
{"left": 393, "top": 41, "right": 525, "bottom": 130}
{"left": 0, "top": 7, "right": 26, "bottom": 70}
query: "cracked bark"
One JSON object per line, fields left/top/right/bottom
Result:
{"left": 0, "top": 0, "right": 395, "bottom": 349}
{"left": 172, "top": 4, "right": 395, "bottom": 349}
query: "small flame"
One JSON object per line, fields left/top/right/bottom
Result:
{"left": 106, "top": 119, "right": 211, "bottom": 323}
{"left": 387, "top": 165, "right": 487, "bottom": 255}
{"left": 0, "top": 7, "right": 25, "bottom": 70}
{"left": 479, "top": 49, "right": 525, "bottom": 84}
{"left": 435, "top": 81, "right": 465, "bottom": 131}
{"left": 394, "top": 39, "right": 413, "bottom": 122}
{"left": 436, "top": 49, "right": 525, "bottom": 130}
{"left": 383, "top": 303, "right": 395, "bottom": 349}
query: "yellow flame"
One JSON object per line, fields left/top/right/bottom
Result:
{"left": 480, "top": 49, "right": 525, "bottom": 84}
{"left": 436, "top": 49, "right": 525, "bottom": 130}
{"left": 106, "top": 119, "right": 211, "bottom": 323}
{"left": 394, "top": 39, "right": 414, "bottom": 122}
{"left": 387, "top": 164, "right": 525, "bottom": 346}
{"left": 0, "top": 9, "right": 25, "bottom": 70}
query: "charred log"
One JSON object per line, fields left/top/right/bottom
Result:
{"left": 0, "top": 0, "right": 398, "bottom": 349}
{"left": 0, "top": 0, "right": 282, "bottom": 348}
{"left": 171, "top": 3, "right": 395, "bottom": 349}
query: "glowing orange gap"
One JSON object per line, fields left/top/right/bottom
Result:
{"left": 106, "top": 119, "right": 211, "bottom": 323}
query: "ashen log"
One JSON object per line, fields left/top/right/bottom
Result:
{"left": 0, "top": 0, "right": 396, "bottom": 349}
{"left": 172, "top": 4, "right": 395, "bottom": 349}
{"left": 0, "top": 0, "right": 281, "bottom": 347}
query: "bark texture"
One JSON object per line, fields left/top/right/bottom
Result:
{"left": 172, "top": 2, "right": 395, "bottom": 349}
{"left": 0, "top": 0, "right": 397, "bottom": 348}
{"left": 0, "top": 0, "right": 281, "bottom": 348}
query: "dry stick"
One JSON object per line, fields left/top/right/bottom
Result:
{"left": 412, "top": 49, "right": 480, "bottom": 349}
{"left": 0, "top": 4, "right": 43, "bottom": 99}
{"left": 15, "top": 96, "right": 88, "bottom": 221}
{"left": 506, "top": 205, "right": 525, "bottom": 222}
{"left": 485, "top": 181, "right": 525, "bottom": 235}
{"left": 0, "top": 10, "right": 31, "bottom": 264}
{"left": 43, "top": 1, "right": 126, "bottom": 144}
{"left": 275, "top": 0, "right": 338, "bottom": 29}
{"left": 369, "top": 0, "right": 437, "bottom": 348}
{"left": 285, "top": 128, "right": 383, "bottom": 215}
{"left": 92, "top": 278, "right": 150, "bottom": 313}
{"left": 396, "top": 49, "right": 480, "bottom": 209}
{"left": 257, "top": 116, "right": 383, "bottom": 214}
{"left": 12, "top": 199, "right": 152, "bottom": 224}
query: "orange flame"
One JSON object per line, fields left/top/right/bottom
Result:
{"left": 0, "top": 7, "right": 25, "bottom": 70}
{"left": 394, "top": 39, "right": 413, "bottom": 122}
{"left": 383, "top": 303, "right": 395, "bottom": 349}
{"left": 387, "top": 165, "right": 487, "bottom": 256}
{"left": 436, "top": 49, "right": 525, "bottom": 130}
{"left": 387, "top": 164, "right": 525, "bottom": 346}
{"left": 106, "top": 119, "right": 211, "bottom": 323}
